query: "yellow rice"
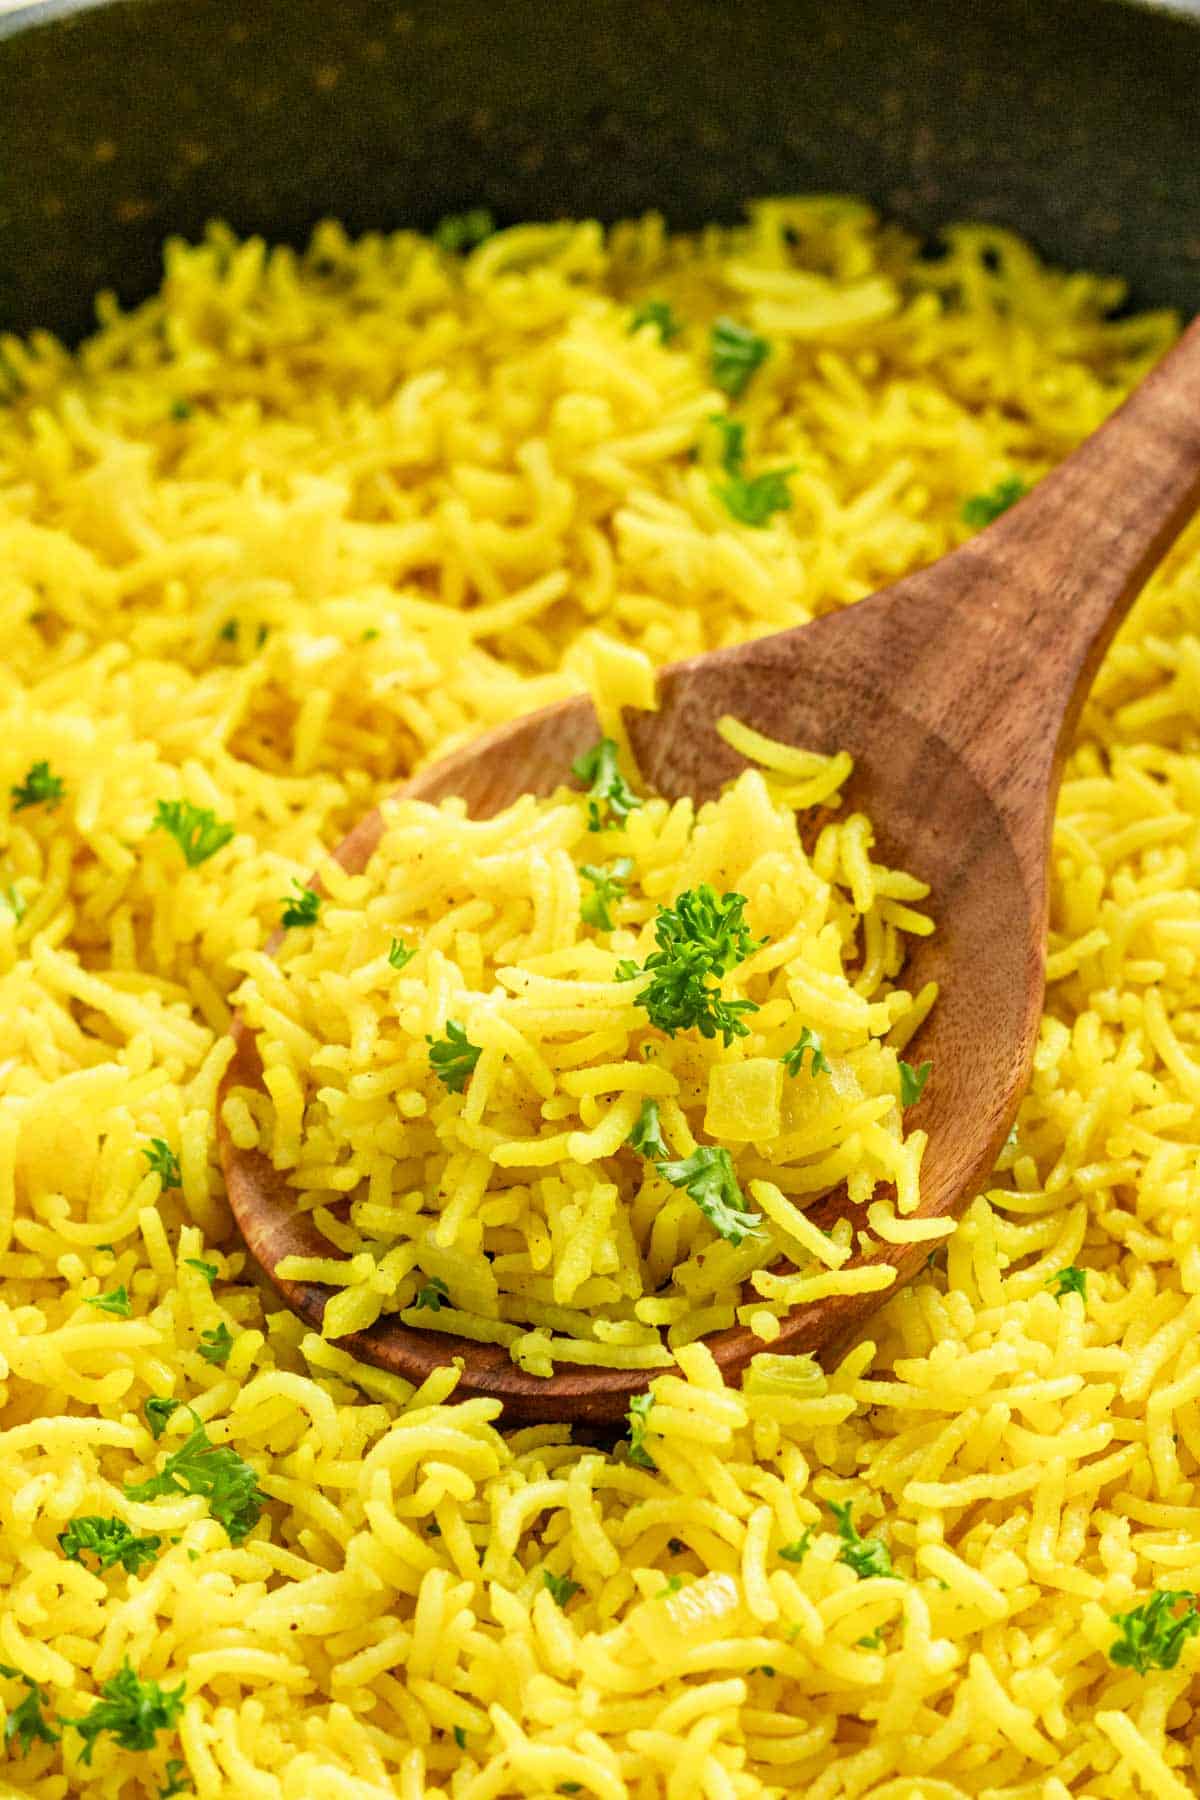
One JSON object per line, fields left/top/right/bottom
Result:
{"left": 0, "top": 198, "right": 1199, "bottom": 1797}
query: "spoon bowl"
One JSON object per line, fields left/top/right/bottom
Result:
{"left": 219, "top": 318, "right": 1200, "bottom": 1424}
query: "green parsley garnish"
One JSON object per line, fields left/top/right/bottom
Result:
{"left": 961, "top": 475, "right": 1027, "bottom": 528}
{"left": 432, "top": 208, "right": 495, "bottom": 253}
{"left": 579, "top": 857, "right": 633, "bottom": 931}
{"left": 151, "top": 799, "right": 235, "bottom": 868}
{"left": 1109, "top": 1590, "right": 1200, "bottom": 1673}
{"left": 453, "top": 1725, "right": 467, "bottom": 1750}
{"left": 657, "top": 1575, "right": 685, "bottom": 1598}
{"left": 898, "top": 1059, "right": 932, "bottom": 1107}
{"left": 11, "top": 760, "right": 64, "bottom": 812}
{"left": 778, "top": 1530, "right": 814, "bottom": 1564}
{"left": 620, "top": 885, "right": 762, "bottom": 1044}
{"left": 707, "top": 413, "right": 792, "bottom": 526}
{"left": 159, "top": 1758, "right": 193, "bottom": 1797}
{"left": 427, "top": 1020, "right": 482, "bottom": 1093}
{"left": 197, "top": 1323, "right": 234, "bottom": 1366}
{"left": 629, "top": 299, "right": 682, "bottom": 343}
{"left": 280, "top": 880, "right": 320, "bottom": 928}
{"left": 143, "top": 1139, "right": 182, "bottom": 1190}
{"left": 710, "top": 316, "right": 770, "bottom": 398}
{"left": 782, "top": 1028, "right": 831, "bottom": 1078}
{"left": 414, "top": 1277, "right": 451, "bottom": 1312}
{"left": 749, "top": 1664, "right": 776, "bottom": 1676}
{"left": 627, "top": 1097, "right": 670, "bottom": 1161}
{"left": 2, "top": 884, "right": 26, "bottom": 922}
{"left": 64, "top": 1659, "right": 185, "bottom": 1764}
{"left": 1046, "top": 1265, "right": 1088, "bottom": 1302}
{"left": 58, "top": 1516, "right": 162, "bottom": 1575}
{"left": 828, "top": 1500, "right": 897, "bottom": 1581}
{"left": 558, "top": 1787, "right": 583, "bottom": 1796}
{"left": 0, "top": 1665, "right": 60, "bottom": 1754}
{"left": 426, "top": 1521, "right": 442, "bottom": 1537}
{"left": 169, "top": 399, "right": 193, "bottom": 422}
{"left": 627, "top": 1391, "right": 657, "bottom": 1469}
{"left": 144, "top": 1396, "right": 182, "bottom": 1440}
{"left": 85, "top": 1286, "right": 132, "bottom": 1318}
{"left": 184, "top": 1259, "right": 217, "bottom": 1287}
{"left": 857, "top": 1628, "right": 885, "bottom": 1649}
{"left": 657, "top": 1146, "right": 762, "bottom": 1245}
{"left": 542, "top": 1570, "right": 581, "bottom": 1609}
{"left": 388, "top": 937, "right": 416, "bottom": 970}
{"left": 217, "top": 619, "right": 238, "bottom": 642}
{"left": 125, "top": 1408, "right": 264, "bottom": 1544}
{"left": 570, "top": 738, "right": 643, "bottom": 832}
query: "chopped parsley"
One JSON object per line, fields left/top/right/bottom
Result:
{"left": 542, "top": 1570, "right": 581, "bottom": 1609}
{"left": 961, "top": 475, "right": 1027, "bottom": 528}
{"left": 857, "top": 1627, "right": 885, "bottom": 1650}
{"left": 627, "top": 1097, "right": 670, "bottom": 1162}
{"left": 579, "top": 857, "right": 633, "bottom": 931}
{"left": 782, "top": 1028, "right": 831, "bottom": 1078}
{"left": 125, "top": 1408, "right": 264, "bottom": 1544}
{"left": 707, "top": 413, "right": 792, "bottom": 526}
{"left": 197, "top": 1323, "right": 234, "bottom": 1366}
{"left": 710, "top": 317, "right": 770, "bottom": 398}
{"left": 151, "top": 799, "right": 235, "bottom": 868}
{"left": 144, "top": 1396, "right": 182, "bottom": 1440}
{"left": 64, "top": 1659, "right": 185, "bottom": 1764}
{"left": 143, "top": 1139, "right": 182, "bottom": 1190}
{"left": 388, "top": 937, "right": 416, "bottom": 970}
{"left": 778, "top": 1530, "right": 814, "bottom": 1564}
{"left": 453, "top": 1726, "right": 467, "bottom": 1750}
{"left": 159, "top": 1759, "right": 193, "bottom": 1797}
{"left": 217, "top": 619, "right": 238, "bottom": 642}
{"left": 658, "top": 1145, "right": 762, "bottom": 1245}
{"left": 1046, "top": 1265, "right": 1088, "bottom": 1302}
{"left": 1109, "top": 1590, "right": 1200, "bottom": 1673}
{"left": 828, "top": 1500, "right": 897, "bottom": 1581}
{"left": 898, "top": 1059, "right": 932, "bottom": 1107}
{"left": 85, "top": 1286, "right": 132, "bottom": 1318}
{"left": 427, "top": 1020, "right": 482, "bottom": 1093}
{"left": 657, "top": 1575, "right": 685, "bottom": 1598}
{"left": 184, "top": 1259, "right": 217, "bottom": 1287}
{"left": 1, "top": 884, "right": 25, "bottom": 922}
{"left": 629, "top": 299, "right": 682, "bottom": 343}
{"left": 414, "top": 1276, "right": 451, "bottom": 1312}
{"left": 280, "top": 880, "right": 320, "bottom": 929}
{"left": 58, "top": 1516, "right": 162, "bottom": 1575}
{"left": 169, "top": 399, "right": 193, "bottom": 422}
{"left": 558, "top": 1787, "right": 583, "bottom": 1796}
{"left": 627, "top": 1391, "right": 657, "bottom": 1469}
{"left": 10, "top": 760, "right": 64, "bottom": 812}
{"left": 432, "top": 208, "right": 495, "bottom": 253}
{"left": 570, "top": 738, "right": 643, "bottom": 832}
{"left": 620, "top": 885, "right": 762, "bottom": 1044}
{"left": 0, "top": 1665, "right": 60, "bottom": 1754}
{"left": 749, "top": 1664, "right": 776, "bottom": 1676}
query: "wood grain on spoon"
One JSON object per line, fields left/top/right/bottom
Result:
{"left": 219, "top": 317, "right": 1200, "bottom": 1425}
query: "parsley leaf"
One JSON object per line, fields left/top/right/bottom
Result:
{"left": 621, "top": 885, "right": 762, "bottom": 1044}
{"left": 857, "top": 1628, "right": 885, "bottom": 1649}
{"left": 710, "top": 317, "right": 770, "bottom": 398}
{"left": 64, "top": 1659, "right": 185, "bottom": 1764}
{"left": 159, "top": 1758, "right": 193, "bottom": 1797}
{"left": 388, "top": 937, "right": 416, "bottom": 970}
{"left": 1, "top": 883, "right": 25, "bottom": 923}
{"left": 1046, "top": 1265, "right": 1087, "bottom": 1301}
{"left": 627, "top": 1391, "right": 657, "bottom": 1469}
{"left": 579, "top": 857, "right": 633, "bottom": 931}
{"left": 657, "top": 1145, "right": 762, "bottom": 1245}
{"left": 453, "top": 1725, "right": 467, "bottom": 1750}
{"left": 778, "top": 1529, "right": 814, "bottom": 1564}
{"left": 432, "top": 208, "right": 495, "bottom": 253}
{"left": 414, "top": 1277, "right": 451, "bottom": 1312}
{"left": 570, "top": 738, "right": 643, "bottom": 832}
{"left": 828, "top": 1500, "right": 897, "bottom": 1580}
{"left": 961, "top": 475, "right": 1027, "bottom": 528}
{"left": 125, "top": 1408, "right": 264, "bottom": 1544}
{"left": 658, "top": 1574, "right": 685, "bottom": 1598}
{"left": 184, "top": 1259, "right": 218, "bottom": 1287}
{"left": 10, "top": 760, "right": 64, "bottom": 813}
{"left": 427, "top": 1020, "right": 482, "bottom": 1093}
{"left": 708, "top": 414, "right": 745, "bottom": 475}
{"left": 898, "top": 1059, "right": 931, "bottom": 1107}
{"left": 143, "top": 1139, "right": 182, "bottom": 1190}
{"left": 197, "top": 1323, "right": 234, "bottom": 1367}
{"left": 717, "top": 467, "right": 793, "bottom": 528}
{"left": 58, "top": 1516, "right": 162, "bottom": 1575}
{"left": 627, "top": 1097, "right": 670, "bottom": 1161}
{"left": 0, "top": 1666, "right": 60, "bottom": 1754}
{"left": 558, "top": 1787, "right": 583, "bottom": 1796}
{"left": 629, "top": 299, "right": 682, "bottom": 343}
{"left": 169, "top": 399, "right": 194, "bottom": 423}
{"left": 151, "top": 800, "right": 235, "bottom": 868}
{"left": 280, "top": 880, "right": 320, "bottom": 928}
{"left": 85, "top": 1286, "right": 132, "bottom": 1318}
{"left": 782, "top": 1028, "right": 831, "bottom": 1078}
{"left": 542, "top": 1569, "right": 581, "bottom": 1609}
{"left": 144, "top": 1396, "right": 181, "bottom": 1440}
{"left": 1109, "top": 1590, "right": 1200, "bottom": 1673}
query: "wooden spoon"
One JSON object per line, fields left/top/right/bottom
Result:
{"left": 219, "top": 318, "right": 1200, "bottom": 1425}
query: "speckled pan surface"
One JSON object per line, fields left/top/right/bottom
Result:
{"left": 0, "top": 0, "right": 1198, "bottom": 341}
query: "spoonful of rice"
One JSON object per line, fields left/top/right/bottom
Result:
{"left": 219, "top": 318, "right": 1200, "bottom": 1425}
